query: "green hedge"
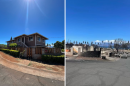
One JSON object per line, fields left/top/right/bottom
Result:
{"left": 0, "top": 48, "right": 20, "bottom": 57}
{"left": 61, "top": 49, "right": 64, "bottom": 52}
{"left": 9, "top": 43, "right": 17, "bottom": 47}
{"left": 41, "top": 55, "right": 64, "bottom": 65}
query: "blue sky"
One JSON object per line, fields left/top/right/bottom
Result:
{"left": 0, "top": 0, "right": 64, "bottom": 45}
{"left": 66, "top": 0, "right": 130, "bottom": 44}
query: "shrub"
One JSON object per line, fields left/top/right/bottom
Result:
{"left": 0, "top": 48, "right": 20, "bottom": 57}
{"left": 0, "top": 49, "right": 10, "bottom": 54}
{"left": 9, "top": 43, "right": 17, "bottom": 47}
{"left": 10, "top": 50, "right": 20, "bottom": 57}
{"left": 61, "top": 49, "right": 64, "bottom": 52}
{"left": 41, "top": 54, "right": 64, "bottom": 65}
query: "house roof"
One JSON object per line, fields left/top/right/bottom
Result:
{"left": 13, "top": 33, "right": 48, "bottom": 40}
{"left": 26, "top": 33, "right": 48, "bottom": 40}
{"left": 13, "top": 34, "right": 27, "bottom": 39}
{"left": 6, "top": 40, "right": 15, "bottom": 42}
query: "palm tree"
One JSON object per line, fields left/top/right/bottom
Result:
{"left": 73, "top": 41, "right": 75, "bottom": 44}
{"left": 85, "top": 41, "right": 86, "bottom": 44}
{"left": 108, "top": 40, "right": 109, "bottom": 48}
{"left": 128, "top": 41, "right": 130, "bottom": 49}
{"left": 83, "top": 41, "right": 84, "bottom": 44}
{"left": 81, "top": 43, "right": 82, "bottom": 45}
{"left": 47, "top": 43, "right": 48, "bottom": 47}
{"left": 87, "top": 42, "right": 89, "bottom": 45}
{"left": 101, "top": 40, "right": 103, "bottom": 48}
{"left": 91, "top": 42, "right": 93, "bottom": 46}
{"left": 109, "top": 42, "right": 113, "bottom": 49}
{"left": 76, "top": 41, "right": 77, "bottom": 44}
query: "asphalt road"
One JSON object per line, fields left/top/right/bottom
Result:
{"left": 66, "top": 58, "right": 130, "bottom": 86}
{"left": 0, "top": 64, "right": 64, "bottom": 86}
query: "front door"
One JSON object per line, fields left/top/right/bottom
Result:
{"left": 22, "top": 37, "right": 24, "bottom": 43}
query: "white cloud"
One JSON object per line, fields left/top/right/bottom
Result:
{"left": 109, "top": 40, "right": 115, "bottom": 43}
{"left": 95, "top": 40, "right": 101, "bottom": 42}
{"left": 103, "top": 40, "right": 108, "bottom": 43}
{"left": 95, "top": 40, "right": 115, "bottom": 43}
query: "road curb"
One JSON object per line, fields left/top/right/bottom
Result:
{"left": 0, "top": 54, "right": 64, "bottom": 81}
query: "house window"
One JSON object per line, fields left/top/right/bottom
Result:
{"left": 37, "top": 37, "right": 41, "bottom": 41}
{"left": 43, "top": 39, "right": 45, "bottom": 43}
{"left": 29, "top": 37, "right": 33, "bottom": 41}
{"left": 18, "top": 38, "right": 20, "bottom": 42}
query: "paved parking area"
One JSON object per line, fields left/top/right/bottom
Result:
{"left": 0, "top": 64, "right": 64, "bottom": 86}
{"left": 66, "top": 58, "right": 130, "bottom": 86}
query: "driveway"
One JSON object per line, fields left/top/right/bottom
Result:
{"left": 66, "top": 58, "right": 130, "bottom": 86}
{"left": 0, "top": 64, "right": 64, "bottom": 86}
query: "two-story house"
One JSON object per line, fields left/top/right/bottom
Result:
{"left": 7, "top": 33, "right": 48, "bottom": 48}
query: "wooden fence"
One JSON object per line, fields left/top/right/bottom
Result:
{"left": 27, "top": 48, "right": 32, "bottom": 57}
{"left": 17, "top": 47, "right": 25, "bottom": 52}
{"left": 7, "top": 47, "right": 61, "bottom": 55}
{"left": 35, "top": 47, "right": 42, "bottom": 54}
{"left": 35, "top": 48, "right": 61, "bottom": 54}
